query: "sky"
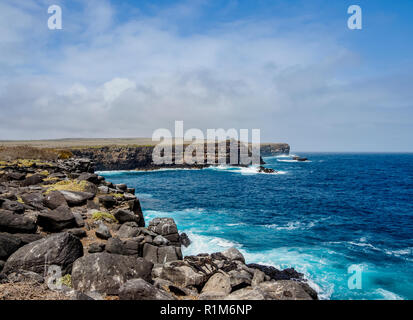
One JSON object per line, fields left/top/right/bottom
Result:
{"left": 0, "top": 0, "right": 412, "bottom": 151}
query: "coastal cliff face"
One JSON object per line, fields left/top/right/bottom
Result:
{"left": 260, "top": 143, "right": 290, "bottom": 157}
{"left": 71, "top": 143, "right": 290, "bottom": 171}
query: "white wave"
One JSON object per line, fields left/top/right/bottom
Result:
{"left": 207, "top": 165, "right": 287, "bottom": 175}
{"left": 226, "top": 223, "right": 247, "bottom": 227}
{"left": 135, "top": 193, "right": 153, "bottom": 199}
{"left": 277, "top": 159, "right": 312, "bottom": 163}
{"left": 374, "top": 288, "right": 404, "bottom": 300}
{"left": 182, "top": 232, "right": 242, "bottom": 256}
{"left": 263, "top": 221, "right": 316, "bottom": 231}
{"left": 97, "top": 168, "right": 202, "bottom": 175}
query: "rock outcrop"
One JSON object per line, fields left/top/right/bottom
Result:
{"left": 0, "top": 154, "right": 317, "bottom": 301}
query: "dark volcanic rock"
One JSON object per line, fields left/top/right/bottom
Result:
{"left": 0, "top": 233, "right": 22, "bottom": 260}
{"left": 77, "top": 173, "right": 99, "bottom": 184}
{"left": 95, "top": 222, "right": 111, "bottom": 240}
{"left": 37, "top": 205, "right": 76, "bottom": 232}
{"left": 72, "top": 253, "right": 153, "bottom": 295}
{"left": 88, "top": 242, "right": 105, "bottom": 253}
{"left": 247, "top": 263, "right": 303, "bottom": 281}
{"left": 1, "top": 200, "right": 25, "bottom": 214}
{"left": 0, "top": 210, "right": 37, "bottom": 233}
{"left": 21, "top": 193, "right": 45, "bottom": 210}
{"left": 105, "top": 237, "right": 124, "bottom": 255}
{"left": 128, "top": 199, "right": 145, "bottom": 227}
{"left": 119, "top": 279, "right": 174, "bottom": 300}
{"left": 2, "top": 232, "right": 83, "bottom": 275}
{"left": 113, "top": 209, "right": 140, "bottom": 224}
{"left": 12, "top": 233, "right": 43, "bottom": 245}
{"left": 98, "top": 195, "right": 116, "bottom": 209}
{"left": 21, "top": 174, "right": 44, "bottom": 187}
{"left": 117, "top": 222, "right": 140, "bottom": 238}
{"left": 59, "top": 190, "right": 94, "bottom": 206}
{"left": 179, "top": 233, "right": 191, "bottom": 248}
{"left": 43, "top": 191, "right": 68, "bottom": 210}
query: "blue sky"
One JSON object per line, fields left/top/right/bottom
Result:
{"left": 0, "top": 0, "right": 412, "bottom": 151}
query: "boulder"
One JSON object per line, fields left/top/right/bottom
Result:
{"left": 113, "top": 209, "right": 140, "bottom": 224}
{"left": 2, "top": 232, "right": 83, "bottom": 275}
{"left": 73, "top": 212, "right": 85, "bottom": 228}
{"left": 127, "top": 199, "right": 145, "bottom": 227}
{"left": 105, "top": 237, "right": 124, "bottom": 255}
{"left": 0, "top": 209, "right": 37, "bottom": 233}
{"left": 95, "top": 222, "right": 111, "bottom": 240}
{"left": 246, "top": 263, "right": 303, "bottom": 281}
{"left": 59, "top": 190, "right": 94, "bottom": 206}
{"left": 21, "top": 193, "right": 45, "bottom": 210}
{"left": 160, "top": 261, "right": 205, "bottom": 287}
{"left": 0, "top": 232, "right": 22, "bottom": 260}
{"left": 43, "top": 191, "right": 68, "bottom": 210}
{"left": 115, "top": 184, "right": 127, "bottom": 191}
{"left": 201, "top": 272, "right": 231, "bottom": 295}
{"left": 77, "top": 173, "right": 99, "bottom": 185}
{"left": 224, "top": 287, "right": 267, "bottom": 300}
{"left": 119, "top": 278, "right": 174, "bottom": 300}
{"left": 6, "top": 172, "right": 26, "bottom": 181}
{"left": 88, "top": 242, "right": 105, "bottom": 253}
{"left": 251, "top": 269, "right": 265, "bottom": 287}
{"left": 179, "top": 233, "right": 191, "bottom": 247}
{"left": 259, "top": 280, "right": 315, "bottom": 300}
{"left": 153, "top": 235, "right": 170, "bottom": 246}
{"left": 158, "top": 246, "right": 179, "bottom": 264}
{"left": 122, "top": 239, "right": 140, "bottom": 256}
{"left": 21, "top": 174, "right": 43, "bottom": 187}
{"left": 143, "top": 243, "right": 158, "bottom": 264}
{"left": 221, "top": 247, "right": 245, "bottom": 264}
{"left": 37, "top": 205, "right": 76, "bottom": 232}
{"left": 117, "top": 222, "right": 140, "bottom": 238}
{"left": 1, "top": 200, "right": 25, "bottom": 214}
{"left": 72, "top": 253, "right": 153, "bottom": 295}
{"left": 98, "top": 195, "right": 116, "bottom": 209}
{"left": 12, "top": 233, "right": 43, "bottom": 245}
{"left": 67, "top": 228, "right": 87, "bottom": 238}
{"left": 148, "top": 218, "right": 178, "bottom": 236}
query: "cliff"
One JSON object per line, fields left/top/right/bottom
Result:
{"left": 71, "top": 143, "right": 290, "bottom": 171}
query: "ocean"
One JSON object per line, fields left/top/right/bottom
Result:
{"left": 99, "top": 153, "right": 413, "bottom": 300}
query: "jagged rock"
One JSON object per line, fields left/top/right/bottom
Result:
{"left": 113, "top": 209, "right": 140, "bottom": 224}
{"left": 122, "top": 239, "right": 140, "bottom": 256}
{"left": 117, "top": 222, "right": 140, "bottom": 238}
{"left": 127, "top": 199, "right": 145, "bottom": 227}
{"left": 148, "top": 218, "right": 178, "bottom": 236}
{"left": 119, "top": 278, "right": 175, "bottom": 300}
{"left": 95, "top": 222, "right": 111, "bottom": 239}
{"left": 1, "top": 200, "right": 25, "bottom": 214}
{"left": 251, "top": 269, "right": 266, "bottom": 287}
{"left": 2, "top": 232, "right": 83, "bottom": 275}
{"left": 43, "top": 191, "right": 68, "bottom": 210}
{"left": 98, "top": 195, "right": 116, "bottom": 209}
{"left": 246, "top": 263, "right": 303, "bottom": 281}
{"left": 153, "top": 278, "right": 198, "bottom": 298}
{"left": 72, "top": 253, "right": 153, "bottom": 295}
{"left": 73, "top": 212, "right": 85, "bottom": 227}
{"left": 126, "top": 188, "right": 135, "bottom": 194}
{"left": 105, "top": 237, "right": 124, "bottom": 254}
{"left": 21, "top": 193, "right": 45, "bottom": 210}
{"left": 0, "top": 260, "right": 4, "bottom": 272}
{"left": 0, "top": 233, "right": 22, "bottom": 260}
{"left": 6, "top": 172, "right": 26, "bottom": 181}
{"left": 88, "top": 242, "right": 105, "bottom": 253}
{"left": 228, "top": 268, "right": 252, "bottom": 288}
{"left": 143, "top": 243, "right": 158, "bottom": 264}
{"left": 7, "top": 270, "right": 44, "bottom": 284}
{"left": 123, "top": 193, "right": 136, "bottom": 201}
{"left": 67, "top": 228, "right": 87, "bottom": 238}
{"left": 59, "top": 190, "right": 94, "bottom": 206}
{"left": 224, "top": 287, "right": 267, "bottom": 300}
{"left": 0, "top": 209, "right": 37, "bottom": 233}
{"left": 158, "top": 246, "right": 179, "bottom": 264}
{"left": 160, "top": 261, "right": 205, "bottom": 287}
{"left": 201, "top": 272, "right": 231, "bottom": 295}
{"left": 87, "top": 199, "right": 100, "bottom": 210}
{"left": 21, "top": 174, "right": 43, "bottom": 187}
{"left": 115, "top": 184, "right": 127, "bottom": 191}
{"left": 77, "top": 173, "right": 99, "bottom": 184}
{"left": 179, "top": 233, "right": 191, "bottom": 247}
{"left": 37, "top": 205, "right": 76, "bottom": 232}
{"left": 259, "top": 280, "right": 315, "bottom": 300}
{"left": 153, "top": 235, "right": 170, "bottom": 246}
{"left": 221, "top": 247, "right": 245, "bottom": 264}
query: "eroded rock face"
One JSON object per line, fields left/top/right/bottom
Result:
{"left": 119, "top": 278, "right": 175, "bottom": 300}
{"left": 258, "top": 280, "right": 314, "bottom": 300}
{"left": 0, "top": 233, "right": 22, "bottom": 260}
{"left": 201, "top": 272, "right": 232, "bottom": 295}
{"left": 71, "top": 253, "right": 153, "bottom": 295}
{"left": 113, "top": 209, "right": 140, "bottom": 224}
{"left": 59, "top": 190, "right": 95, "bottom": 206}
{"left": 2, "top": 232, "right": 83, "bottom": 275}
{"left": 43, "top": 191, "right": 68, "bottom": 210}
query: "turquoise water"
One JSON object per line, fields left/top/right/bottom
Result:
{"left": 99, "top": 153, "right": 413, "bottom": 300}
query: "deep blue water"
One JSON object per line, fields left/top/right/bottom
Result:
{"left": 99, "top": 153, "right": 413, "bottom": 300}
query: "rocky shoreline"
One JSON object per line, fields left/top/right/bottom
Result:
{"left": 0, "top": 157, "right": 317, "bottom": 300}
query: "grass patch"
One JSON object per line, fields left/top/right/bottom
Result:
{"left": 92, "top": 211, "right": 118, "bottom": 223}
{"left": 58, "top": 274, "right": 72, "bottom": 288}
{"left": 111, "top": 193, "right": 124, "bottom": 199}
{"left": 45, "top": 179, "right": 90, "bottom": 194}
{"left": 17, "top": 196, "right": 24, "bottom": 204}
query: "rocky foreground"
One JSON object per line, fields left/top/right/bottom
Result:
{"left": 0, "top": 158, "right": 316, "bottom": 300}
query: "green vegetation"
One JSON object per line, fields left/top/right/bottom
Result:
{"left": 45, "top": 179, "right": 90, "bottom": 194}
{"left": 92, "top": 211, "right": 118, "bottom": 223}
{"left": 59, "top": 274, "right": 72, "bottom": 288}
